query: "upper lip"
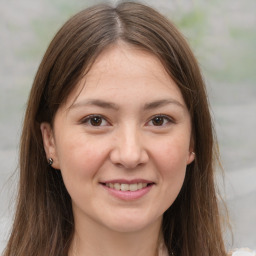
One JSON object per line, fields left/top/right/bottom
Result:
{"left": 100, "top": 179, "right": 155, "bottom": 184}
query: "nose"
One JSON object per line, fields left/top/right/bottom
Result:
{"left": 109, "top": 126, "right": 149, "bottom": 169}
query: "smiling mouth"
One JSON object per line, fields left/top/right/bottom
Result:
{"left": 101, "top": 182, "right": 154, "bottom": 192}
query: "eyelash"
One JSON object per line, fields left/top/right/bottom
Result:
{"left": 146, "top": 114, "right": 175, "bottom": 127}
{"left": 80, "top": 115, "right": 110, "bottom": 127}
{"left": 80, "top": 114, "right": 174, "bottom": 127}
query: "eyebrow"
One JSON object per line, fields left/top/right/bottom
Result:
{"left": 69, "top": 98, "right": 185, "bottom": 111}
{"left": 143, "top": 99, "right": 185, "bottom": 110}
{"left": 70, "top": 99, "right": 119, "bottom": 110}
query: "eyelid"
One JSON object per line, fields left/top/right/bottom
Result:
{"left": 80, "top": 114, "right": 111, "bottom": 126}
{"left": 79, "top": 114, "right": 175, "bottom": 127}
{"left": 146, "top": 114, "right": 175, "bottom": 127}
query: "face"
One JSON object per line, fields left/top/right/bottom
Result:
{"left": 41, "top": 43, "right": 195, "bottom": 234}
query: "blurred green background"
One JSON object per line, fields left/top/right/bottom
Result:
{"left": 1, "top": 0, "right": 255, "bottom": 251}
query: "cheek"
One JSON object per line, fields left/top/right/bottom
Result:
{"left": 152, "top": 134, "right": 190, "bottom": 168}
{"left": 152, "top": 142, "right": 188, "bottom": 212}
{"left": 56, "top": 135, "right": 110, "bottom": 205}
{"left": 151, "top": 137, "right": 188, "bottom": 190}
{"left": 56, "top": 133, "right": 109, "bottom": 180}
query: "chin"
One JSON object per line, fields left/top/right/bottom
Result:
{"left": 102, "top": 211, "right": 161, "bottom": 233}
{"left": 105, "top": 221, "right": 149, "bottom": 233}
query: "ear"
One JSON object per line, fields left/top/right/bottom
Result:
{"left": 40, "top": 122, "right": 60, "bottom": 169}
{"left": 187, "top": 134, "right": 195, "bottom": 165}
{"left": 187, "top": 151, "right": 195, "bottom": 165}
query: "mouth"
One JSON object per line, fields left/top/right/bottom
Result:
{"left": 99, "top": 179, "right": 155, "bottom": 200}
{"left": 101, "top": 182, "right": 153, "bottom": 192}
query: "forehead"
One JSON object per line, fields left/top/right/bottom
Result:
{"left": 65, "top": 42, "right": 185, "bottom": 108}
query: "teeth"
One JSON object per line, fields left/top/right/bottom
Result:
{"left": 129, "top": 183, "right": 138, "bottom": 191}
{"left": 138, "top": 183, "right": 143, "bottom": 189}
{"left": 105, "top": 182, "right": 148, "bottom": 191}
{"left": 120, "top": 184, "right": 129, "bottom": 191}
{"left": 114, "top": 183, "right": 120, "bottom": 190}
{"left": 142, "top": 183, "right": 147, "bottom": 188}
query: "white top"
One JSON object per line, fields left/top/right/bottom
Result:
{"left": 159, "top": 245, "right": 256, "bottom": 256}
{"left": 231, "top": 249, "right": 256, "bottom": 256}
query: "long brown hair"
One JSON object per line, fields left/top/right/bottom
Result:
{"left": 3, "top": 2, "right": 228, "bottom": 256}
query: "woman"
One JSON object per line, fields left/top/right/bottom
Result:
{"left": 2, "top": 1, "right": 240, "bottom": 256}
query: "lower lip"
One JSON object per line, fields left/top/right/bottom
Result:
{"left": 101, "top": 184, "right": 153, "bottom": 201}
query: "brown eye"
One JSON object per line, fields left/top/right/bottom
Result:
{"left": 147, "top": 115, "right": 173, "bottom": 127}
{"left": 90, "top": 116, "right": 102, "bottom": 126}
{"left": 152, "top": 116, "right": 164, "bottom": 126}
{"left": 81, "top": 115, "right": 109, "bottom": 127}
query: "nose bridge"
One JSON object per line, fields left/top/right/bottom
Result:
{"left": 111, "top": 123, "right": 148, "bottom": 168}
{"left": 122, "top": 124, "right": 140, "bottom": 155}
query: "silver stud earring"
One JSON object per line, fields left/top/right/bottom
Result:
{"left": 48, "top": 158, "right": 53, "bottom": 166}
{"left": 191, "top": 152, "right": 195, "bottom": 155}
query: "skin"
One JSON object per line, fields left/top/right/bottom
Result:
{"left": 41, "top": 42, "right": 195, "bottom": 256}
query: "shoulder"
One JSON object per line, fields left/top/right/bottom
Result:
{"left": 228, "top": 248, "right": 256, "bottom": 256}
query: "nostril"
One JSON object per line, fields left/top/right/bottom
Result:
{"left": 109, "top": 142, "right": 149, "bottom": 169}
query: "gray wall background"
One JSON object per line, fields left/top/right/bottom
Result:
{"left": 1, "top": 0, "right": 255, "bottom": 252}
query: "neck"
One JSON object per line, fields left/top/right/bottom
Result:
{"left": 69, "top": 216, "right": 163, "bottom": 256}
